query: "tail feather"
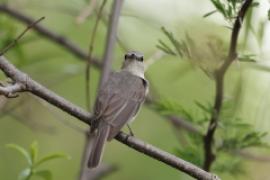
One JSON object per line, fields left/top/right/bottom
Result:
{"left": 88, "top": 123, "right": 110, "bottom": 168}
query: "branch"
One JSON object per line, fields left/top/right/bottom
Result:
{"left": 99, "top": 0, "right": 124, "bottom": 88}
{"left": 0, "top": 82, "right": 25, "bottom": 98}
{"left": 115, "top": 133, "right": 219, "bottom": 180}
{"left": 0, "top": 4, "right": 101, "bottom": 68}
{"left": 0, "top": 55, "right": 219, "bottom": 180}
{"left": 85, "top": 0, "right": 108, "bottom": 110}
{"left": 203, "top": 0, "right": 253, "bottom": 171}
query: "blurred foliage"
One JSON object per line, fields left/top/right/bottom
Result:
{"left": 6, "top": 141, "right": 70, "bottom": 180}
{"left": 0, "top": 0, "right": 270, "bottom": 179}
{"left": 204, "top": 0, "right": 259, "bottom": 25}
{"left": 154, "top": 97, "right": 269, "bottom": 176}
{"left": 0, "top": 16, "right": 26, "bottom": 63}
{"left": 157, "top": 27, "right": 227, "bottom": 77}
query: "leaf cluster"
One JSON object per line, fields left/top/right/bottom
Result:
{"left": 204, "top": 0, "right": 259, "bottom": 24}
{"left": 6, "top": 141, "right": 71, "bottom": 180}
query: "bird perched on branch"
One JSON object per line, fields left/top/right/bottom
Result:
{"left": 88, "top": 51, "right": 148, "bottom": 168}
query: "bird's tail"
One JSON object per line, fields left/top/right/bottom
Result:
{"left": 88, "top": 122, "right": 110, "bottom": 168}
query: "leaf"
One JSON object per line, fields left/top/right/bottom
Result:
{"left": 210, "top": 0, "right": 227, "bottom": 18}
{"left": 34, "top": 153, "right": 71, "bottom": 167}
{"left": 6, "top": 144, "right": 32, "bottom": 165}
{"left": 203, "top": 10, "right": 217, "bottom": 18}
{"left": 156, "top": 39, "right": 176, "bottom": 56}
{"left": 34, "top": 170, "right": 52, "bottom": 180}
{"left": 30, "top": 141, "right": 39, "bottom": 164}
{"left": 268, "top": 9, "right": 270, "bottom": 21}
{"left": 194, "top": 101, "right": 212, "bottom": 114}
{"left": 18, "top": 168, "right": 32, "bottom": 180}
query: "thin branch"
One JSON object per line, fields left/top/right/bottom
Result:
{"left": 0, "top": 4, "right": 101, "bottom": 68}
{"left": 0, "top": 56, "right": 219, "bottom": 180}
{"left": 85, "top": 0, "right": 108, "bottom": 110}
{"left": 203, "top": 0, "right": 253, "bottom": 171}
{"left": 0, "top": 16, "right": 45, "bottom": 55}
{"left": 0, "top": 82, "right": 25, "bottom": 98}
{"left": 98, "top": 0, "right": 124, "bottom": 88}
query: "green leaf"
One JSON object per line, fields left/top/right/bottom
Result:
{"left": 268, "top": 9, "right": 270, "bottom": 21}
{"left": 30, "top": 141, "right": 39, "bottom": 164}
{"left": 18, "top": 168, "right": 32, "bottom": 180}
{"left": 34, "top": 170, "right": 52, "bottom": 180}
{"left": 194, "top": 101, "right": 212, "bottom": 114}
{"left": 156, "top": 39, "right": 176, "bottom": 56}
{"left": 203, "top": 10, "right": 217, "bottom": 18}
{"left": 210, "top": 0, "right": 227, "bottom": 18}
{"left": 6, "top": 144, "right": 32, "bottom": 165}
{"left": 34, "top": 153, "right": 71, "bottom": 167}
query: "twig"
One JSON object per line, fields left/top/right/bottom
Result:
{"left": 85, "top": 0, "right": 108, "bottom": 110}
{"left": 0, "top": 4, "right": 101, "bottom": 67}
{"left": 0, "top": 55, "right": 219, "bottom": 180}
{"left": 0, "top": 16, "right": 45, "bottom": 55}
{"left": 203, "top": 0, "right": 253, "bottom": 171}
{"left": 0, "top": 82, "right": 25, "bottom": 98}
{"left": 98, "top": 0, "right": 124, "bottom": 88}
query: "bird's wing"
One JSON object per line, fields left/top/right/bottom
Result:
{"left": 94, "top": 71, "right": 147, "bottom": 140}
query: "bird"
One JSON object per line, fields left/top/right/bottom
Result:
{"left": 88, "top": 51, "right": 148, "bottom": 168}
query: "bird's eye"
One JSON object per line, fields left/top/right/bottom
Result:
{"left": 124, "top": 54, "right": 128, "bottom": 60}
{"left": 137, "top": 57, "right": 143, "bottom": 62}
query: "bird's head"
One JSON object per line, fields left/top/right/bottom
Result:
{"left": 121, "top": 51, "right": 145, "bottom": 78}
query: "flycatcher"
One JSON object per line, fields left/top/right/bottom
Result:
{"left": 88, "top": 51, "right": 148, "bottom": 168}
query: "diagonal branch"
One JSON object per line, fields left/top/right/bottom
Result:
{"left": 0, "top": 55, "right": 219, "bottom": 180}
{"left": 203, "top": 0, "right": 253, "bottom": 171}
{"left": 0, "top": 4, "right": 101, "bottom": 68}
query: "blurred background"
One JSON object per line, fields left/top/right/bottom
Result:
{"left": 0, "top": 0, "right": 270, "bottom": 179}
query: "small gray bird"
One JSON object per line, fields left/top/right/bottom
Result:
{"left": 88, "top": 51, "right": 148, "bottom": 168}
